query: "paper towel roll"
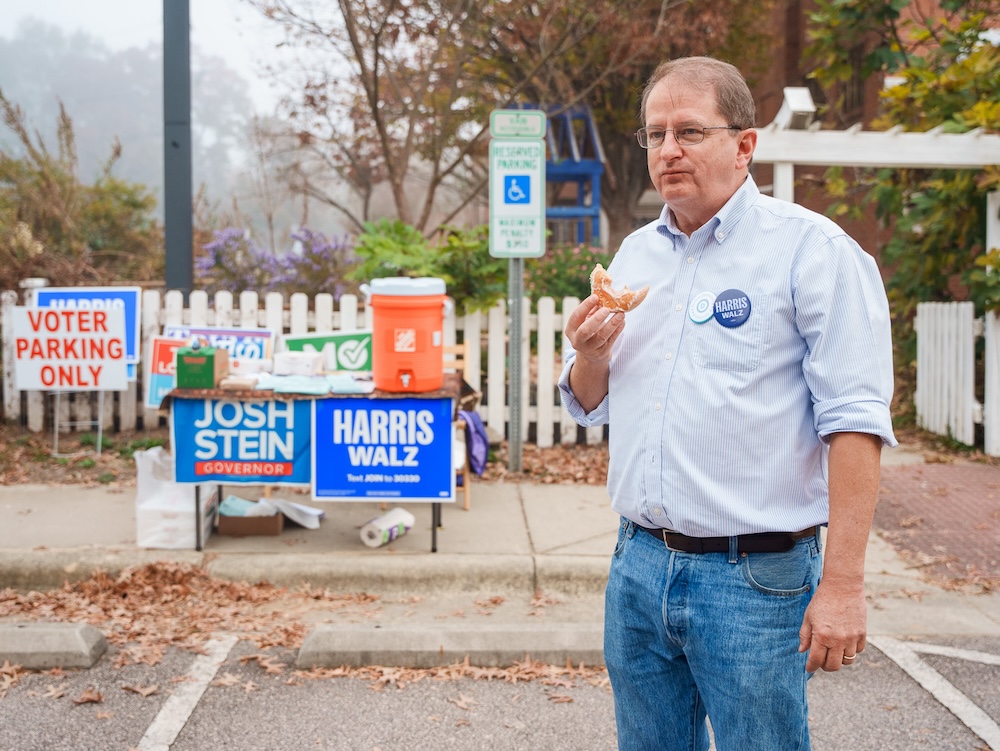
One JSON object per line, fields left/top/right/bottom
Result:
{"left": 360, "top": 507, "right": 416, "bottom": 548}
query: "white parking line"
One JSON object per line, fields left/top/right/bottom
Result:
{"left": 870, "top": 636, "right": 1000, "bottom": 751}
{"left": 137, "top": 634, "right": 238, "bottom": 751}
{"left": 906, "top": 641, "right": 1000, "bottom": 666}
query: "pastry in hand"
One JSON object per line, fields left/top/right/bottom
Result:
{"left": 590, "top": 263, "right": 649, "bottom": 312}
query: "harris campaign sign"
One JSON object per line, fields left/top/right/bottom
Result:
{"left": 311, "top": 396, "right": 454, "bottom": 502}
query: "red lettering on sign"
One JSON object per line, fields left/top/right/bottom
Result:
{"left": 93, "top": 310, "right": 107, "bottom": 332}
{"left": 194, "top": 461, "right": 292, "bottom": 477}
{"left": 26, "top": 310, "right": 44, "bottom": 332}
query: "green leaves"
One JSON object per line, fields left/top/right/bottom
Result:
{"left": 348, "top": 220, "right": 506, "bottom": 315}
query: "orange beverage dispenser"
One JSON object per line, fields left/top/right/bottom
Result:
{"left": 361, "top": 277, "right": 451, "bottom": 392}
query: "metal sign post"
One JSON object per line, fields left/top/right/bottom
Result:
{"left": 489, "top": 110, "right": 547, "bottom": 472}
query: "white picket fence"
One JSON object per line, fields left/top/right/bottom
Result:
{"left": 0, "top": 288, "right": 606, "bottom": 447}
{"left": 914, "top": 301, "right": 1000, "bottom": 454}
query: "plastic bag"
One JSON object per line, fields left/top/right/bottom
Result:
{"left": 134, "top": 446, "right": 215, "bottom": 549}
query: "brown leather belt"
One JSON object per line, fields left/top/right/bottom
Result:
{"left": 638, "top": 525, "right": 817, "bottom": 554}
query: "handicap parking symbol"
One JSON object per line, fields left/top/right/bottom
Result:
{"left": 504, "top": 175, "right": 530, "bottom": 204}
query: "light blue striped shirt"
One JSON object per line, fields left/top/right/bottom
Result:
{"left": 559, "top": 176, "right": 897, "bottom": 536}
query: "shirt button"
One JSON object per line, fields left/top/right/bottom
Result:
{"left": 665, "top": 352, "right": 672, "bottom": 360}
{"left": 655, "top": 402, "right": 662, "bottom": 411}
{"left": 653, "top": 508, "right": 662, "bottom": 516}
{"left": 675, "top": 304, "right": 682, "bottom": 312}
{"left": 687, "top": 257, "right": 694, "bottom": 264}
{"left": 718, "top": 231, "right": 727, "bottom": 241}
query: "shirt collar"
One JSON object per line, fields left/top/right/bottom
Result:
{"left": 655, "top": 175, "right": 759, "bottom": 245}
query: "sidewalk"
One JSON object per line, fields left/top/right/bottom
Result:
{"left": 1, "top": 442, "right": 998, "bottom": 666}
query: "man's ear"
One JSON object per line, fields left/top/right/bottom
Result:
{"left": 735, "top": 129, "right": 757, "bottom": 170}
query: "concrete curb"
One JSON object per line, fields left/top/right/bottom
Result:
{"left": 0, "top": 622, "right": 107, "bottom": 669}
{"left": 0, "top": 550, "right": 203, "bottom": 591}
{"left": 295, "top": 623, "right": 605, "bottom": 668}
{"left": 1, "top": 550, "right": 583, "bottom": 597}
{"left": 536, "top": 555, "right": 609, "bottom": 596}
{"left": 204, "top": 553, "right": 538, "bottom": 594}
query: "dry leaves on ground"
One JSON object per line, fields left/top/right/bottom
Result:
{"left": 0, "top": 562, "right": 609, "bottom": 692}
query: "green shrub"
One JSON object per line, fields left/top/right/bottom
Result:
{"left": 524, "top": 244, "right": 614, "bottom": 302}
{"left": 347, "top": 219, "right": 439, "bottom": 281}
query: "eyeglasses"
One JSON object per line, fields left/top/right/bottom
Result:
{"left": 635, "top": 125, "right": 741, "bottom": 149}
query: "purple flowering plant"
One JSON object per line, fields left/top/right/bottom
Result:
{"left": 195, "top": 227, "right": 358, "bottom": 300}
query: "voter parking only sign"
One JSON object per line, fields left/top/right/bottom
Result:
{"left": 311, "top": 396, "right": 454, "bottom": 502}
{"left": 489, "top": 138, "right": 545, "bottom": 258}
{"left": 13, "top": 306, "right": 128, "bottom": 391}
{"left": 171, "top": 397, "right": 312, "bottom": 486}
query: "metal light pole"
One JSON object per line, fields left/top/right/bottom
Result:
{"left": 163, "top": 0, "right": 193, "bottom": 296}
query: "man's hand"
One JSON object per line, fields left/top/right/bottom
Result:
{"left": 565, "top": 294, "right": 625, "bottom": 364}
{"left": 564, "top": 295, "right": 625, "bottom": 413}
{"left": 799, "top": 432, "right": 882, "bottom": 673}
{"left": 799, "top": 576, "right": 867, "bottom": 672}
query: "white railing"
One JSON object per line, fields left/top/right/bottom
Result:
{"left": 0, "top": 288, "right": 604, "bottom": 447}
{"left": 914, "top": 301, "right": 1000, "bottom": 454}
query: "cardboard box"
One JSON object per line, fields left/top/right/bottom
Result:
{"left": 176, "top": 345, "right": 229, "bottom": 389}
{"left": 217, "top": 512, "right": 283, "bottom": 536}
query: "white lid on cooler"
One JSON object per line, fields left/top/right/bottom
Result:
{"left": 368, "top": 277, "right": 446, "bottom": 296}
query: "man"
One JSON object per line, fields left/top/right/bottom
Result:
{"left": 559, "top": 56, "right": 896, "bottom": 750}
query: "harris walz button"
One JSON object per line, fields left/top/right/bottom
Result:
{"left": 712, "top": 288, "right": 751, "bottom": 328}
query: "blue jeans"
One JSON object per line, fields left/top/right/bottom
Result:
{"left": 605, "top": 519, "right": 823, "bottom": 751}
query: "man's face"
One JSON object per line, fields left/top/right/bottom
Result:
{"left": 644, "top": 75, "right": 753, "bottom": 233}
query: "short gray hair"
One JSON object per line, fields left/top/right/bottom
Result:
{"left": 640, "top": 56, "right": 756, "bottom": 130}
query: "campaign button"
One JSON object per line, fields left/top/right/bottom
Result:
{"left": 688, "top": 292, "right": 715, "bottom": 324}
{"left": 712, "top": 288, "right": 751, "bottom": 328}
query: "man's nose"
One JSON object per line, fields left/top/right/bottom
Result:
{"left": 655, "top": 134, "right": 683, "bottom": 159}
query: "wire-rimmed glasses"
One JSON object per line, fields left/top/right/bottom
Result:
{"left": 635, "top": 125, "right": 740, "bottom": 149}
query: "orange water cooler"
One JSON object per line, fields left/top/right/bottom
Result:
{"left": 361, "top": 277, "right": 451, "bottom": 393}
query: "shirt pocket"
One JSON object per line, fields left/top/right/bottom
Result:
{"left": 693, "top": 301, "right": 767, "bottom": 372}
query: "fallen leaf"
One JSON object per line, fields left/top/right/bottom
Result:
{"left": 123, "top": 684, "right": 159, "bottom": 698}
{"left": 42, "top": 685, "right": 67, "bottom": 699}
{"left": 73, "top": 687, "right": 103, "bottom": 705}
{"left": 96, "top": 710, "right": 113, "bottom": 719}
{"left": 448, "top": 694, "right": 477, "bottom": 710}
{"left": 211, "top": 672, "right": 242, "bottom": 687}
{"left": 0, "top": 660, "right": 21, "bottom": 676}
{"left": 548, "top": 694, "right": 574, "bottom": 703}
{"left": 543, "top": 678, "right": 574, "bottom": 689}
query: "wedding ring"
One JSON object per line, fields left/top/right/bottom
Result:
{"left": 842, "top": 655, "right": 856, "bottom": 663}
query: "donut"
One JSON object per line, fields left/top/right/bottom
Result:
{"left": 590, "top": 263, "right": 649, "bottom": 312}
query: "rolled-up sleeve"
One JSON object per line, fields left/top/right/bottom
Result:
{"left": 793, "top": 234, "right": 897, "bottom": 447}
{"left": 558, "top": 350, "right": 610, "bottom": 427}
